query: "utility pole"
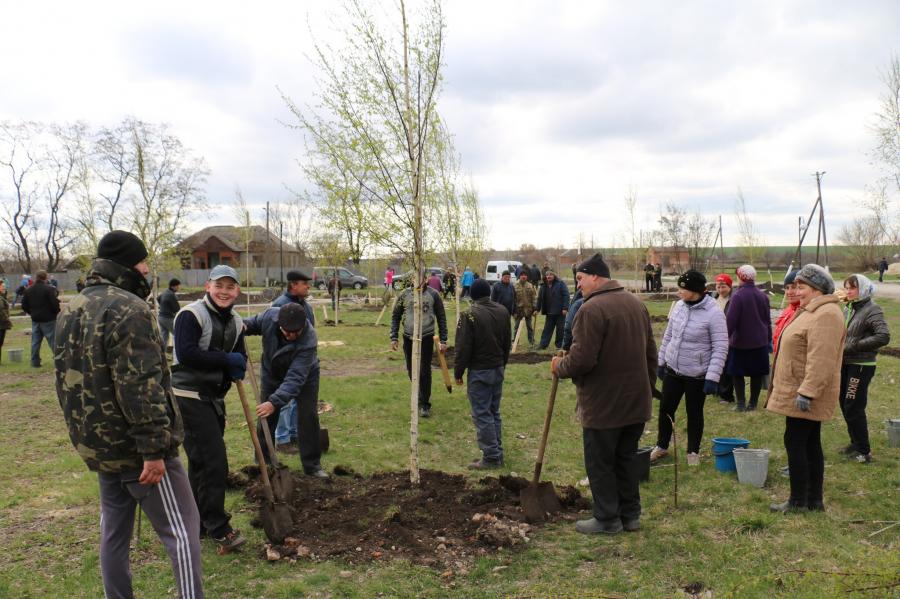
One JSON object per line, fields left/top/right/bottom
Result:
{"left": 265, "top": 201, "right": 270, "bottom": 287}
{"left": 718, "top": 214, "right": 725, "bottom": 272}
{"left": 793, "top": 172, "right": 829, "bottom": 268}
{"left": 279, "top": 221, "right": 285, "bottom": 289}
{"left": 814, "top": 171, "right": 829, "bottom": 268}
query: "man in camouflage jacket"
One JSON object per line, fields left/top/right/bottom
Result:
{"left": 55, "top": 230, "right": 203, "bottom": 598}
{"left": 513, "top": 271, "right": 537, "bottom": 347}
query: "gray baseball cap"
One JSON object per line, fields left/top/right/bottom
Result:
{"left": 209, "top": 265, "right": 240, "bottom": 282}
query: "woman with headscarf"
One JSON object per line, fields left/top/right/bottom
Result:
{"left": 836, "top": 274, "right": 890, "bottom": 464}
{"left": 713, "top": 273, "right": 734, "bottom": 404}
{"left": 767, "top": 264, "right": 844, "bottom": 513}
{"left": 651, "top": 271, "right": 728, "bottom": 466}
{"left": 724, "top": 265, "right": 771, "bottom": 411}
{"left": 773, "top": 269, "right": 801, "bottom": 353}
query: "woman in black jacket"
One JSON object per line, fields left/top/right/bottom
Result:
{"left": 837, "top": 274, "right": 890, "bottom": 463}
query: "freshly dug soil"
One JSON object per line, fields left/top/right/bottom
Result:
{"left": 242, "top": 468, "right": 588, "bottom": 570}
{"left": 432, "top": 346, "right": 550, "bottom": 368}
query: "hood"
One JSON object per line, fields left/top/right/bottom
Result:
{"left": 849, "top": 273, "right": 875, "bottom": 303}
{"left": 86, "top": 258, "right": 151, "bottom": 299}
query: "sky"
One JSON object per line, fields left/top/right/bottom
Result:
{"left": 1, "top": 0, "right": 898, "bottom": 252}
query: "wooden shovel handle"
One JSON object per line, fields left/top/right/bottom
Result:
{"left": 533, "top": 369, "right": 560, "bottom": 486}
{"left": 245, "top": 353, "right": 281, "bottom": 469}
{"left": 434, "top": 335, "right": 452, "bottom": 392}
{"left": 236, "top": 380, "right": 275, "bottom": 503}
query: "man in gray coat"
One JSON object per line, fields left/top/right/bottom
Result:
{"left": 552, "top": 254, "right": 657, "bottom": 535}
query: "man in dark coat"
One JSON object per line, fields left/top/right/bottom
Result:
{"left": 157, "top": 277, "right": 181, "bottom": 349}
{"left": 536, "top": 271, "right": 570, "bottom": 350}
{"left": 552, "top": 254, "right": 657, "bottom": 535}
{"left": 643, "top": 263, "right": 655, "bottom": 292}
{"left": 21, "top": 270, "right": 60, "bottom": 367}
{"left": 54, "top": 230, "right": 203, "bottom": 597}
{"left": 877, "top": 257, "right": 888, "bottom": 282}
{"left": 454, "top": 280, "right": 511, "bottom": 469}
{"left": 244, "top": 302, "right": 327, "bottom": 478}
{"left": 490, "top": 271, "right": 516, "bottom": 319}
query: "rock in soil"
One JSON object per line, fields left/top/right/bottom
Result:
{"left": 244, "top": 469, "right": 586, "bottom": 568}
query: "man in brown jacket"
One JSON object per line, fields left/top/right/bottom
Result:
{"left": 552, "top": 254, "right": 657, "bottom": 534}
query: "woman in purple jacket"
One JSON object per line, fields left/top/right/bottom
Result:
{"left": 725, "top": 265, "right": 772, "bottom": 411}
{"left": 651, "top": 271, "right": 729, "bottom": 466}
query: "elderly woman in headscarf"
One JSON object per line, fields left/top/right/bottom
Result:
{"left": 836, "top": 274, "right": 890, "bottom": 464}
{"left": 713, "top": 273, "right": 735, "bottom": 404}
{"left": 767, "top": 264, "right": 845, "bottom": 513}
{"left": 724, "top": 265, "right": 771, "bottom": 411}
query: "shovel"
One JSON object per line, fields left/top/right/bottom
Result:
{"left": 434, "top": 335, "right": 452, "bottom": 393}
{"left": 246, "top": 355, "right": 295, "bottom": 502}
{"left": 236, "top": 380, "right": 292, "bottom": 544}
{"left": 520, "top": 352, "right": 563, "bottom": 522}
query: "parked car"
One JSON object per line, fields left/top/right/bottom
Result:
{"left": 392, "top": 266, "right": 444, "bottom": 289}
{"left": 484, "top": 260, "right": 523, "bottom": 284}
{"left": 311, "top": 266, "right": 369, "bottom": 290}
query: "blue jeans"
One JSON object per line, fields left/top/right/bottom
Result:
{"left": 467, "top": 367, "right": 505, "bottom": 463}
{"left": 31, "top": 321, "right": 55, "bottom": 366}
{"left": 274, "top": 399, "right": 297, "bottom": 444}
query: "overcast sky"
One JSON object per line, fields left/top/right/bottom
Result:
{"left": 2, "top": 0, "right": 897, "bottom": 251}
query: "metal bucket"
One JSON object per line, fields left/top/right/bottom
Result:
{"left": 7, "top": 348, "right": 23, "bottom": 363}
{"left": 887, "top": 419, "right": 900, "bottom": 449}
{"left": 733, "top": 448, "right": 770, "bottom": 488}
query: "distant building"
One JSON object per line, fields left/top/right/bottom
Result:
{"left": 647, "top": 247, "right": 690, "bottom": 273}
{"left": 176, "top": 225, "right": 303, "bottom": 270}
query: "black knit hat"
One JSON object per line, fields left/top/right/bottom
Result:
{"left": 277, "top": 303, "right": 307, "bottom": 332}
{"left": 677, "top": 270, "right": 707, "bottom": 293}
{"left": 576, "top": 253, "right": 611, "bottom": 278}
{"left": 97, "top": 231, "right": 148, "bottom": 268}
{"left": 470, "top": 279, "right": 491, "bottom": 300}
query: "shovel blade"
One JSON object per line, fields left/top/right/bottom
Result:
{"left": 260, "top": 501, "right": 293, "bottom": 545}
{"left": 269, "top": 465, "right": 294, "bottom": 503}
{"left": 520, "top": 481, "right": 561, "bottom": 523}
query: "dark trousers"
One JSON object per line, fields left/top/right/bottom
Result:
{"left": 260, "top": 372, "right": 322, "bottom": 473}
{"left": 717, "top": 375, "right": 734, "bottom": 402}
{"left": 467, "top": 367, "right": 505, "bottom": 463}
{"left": 514, "top": 314, "right": 535, "bottom": 345}
{"left": 583, "top": 423, "right": 644, "bottom": 523}
{"left": 657, "top": 372, "right": 706, "bottom": 454}
{"left": 402, "top": 335, "right": 434, "bottom": 409}
{"left": 784, "top": 417, "right": 824, "bottom": 503}
{"left": 98, "top": 458, "right": 203, "bottom": 599}
{"left": 0, "top": 329, "right": 6, "bottom": 362}
{"left": 177, "top": 396, "right": 232, "bottom": 538}
{"left": 839, "top": 364, "right": 875, "bottom": 455}
{"left": 539, "top": 314, "right": 564, "bottom": 349}
{"left": 644, "top": 274, "right": 653, "bottom": 292}
{"left": 733, "top": 375, "right": 764, "bottom": 409}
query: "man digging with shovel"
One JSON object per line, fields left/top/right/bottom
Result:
{"left": 243, "top": 302, "right": 327, "bottom": 478}
{"left": 454, "top": 279, "right": 511, "bottom": 469}
{"left": 551, "top": 254, "right": 657, "bottom": 535}
{"left": 171, "top": 264, "right": 248, "bottom": 553}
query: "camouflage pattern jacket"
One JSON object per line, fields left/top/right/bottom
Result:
{"left": 514, "top": 279, "right": 537, "bottom": 318}
{"left": 0, "top": 292, "right": 11, "bottom": 330}
{"left": 55, "top": 258, "right": 183, "bottom": 473}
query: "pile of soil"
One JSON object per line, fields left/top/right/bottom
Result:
{"left": 432, "top": 346, "right": 549, "bottom": 368}
{"left": 241, "top": 468, "right": 588, "bottom": 570}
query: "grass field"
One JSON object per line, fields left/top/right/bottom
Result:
{"left": 0, "top": 290, "right": 897, "bottom": 598}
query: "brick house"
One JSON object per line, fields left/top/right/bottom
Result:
{"left": 176, "top": 225, "right": 303, "bottom": 270}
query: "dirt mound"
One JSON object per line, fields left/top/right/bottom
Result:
{"left": 432, "top": 346, "right": 549, "bottom": 368}
{"left": 243, "top": 468, "right": 588, "bottom": 570}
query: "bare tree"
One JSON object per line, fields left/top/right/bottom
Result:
{"left": 282, "top": 0, "right": 445, "bottom": 484}
{"left": 872, "top": 54, "right": 900, "bottom": 192}
{"left": 735, "top": 187, "right": 761, "bottom": 264}
{"left": 657, "top": 201, "right": 687, "bottom": 251}
{"left": 40, "top": 123, "right": 86, "bottom": 271}
{"left": 0, "top": 121, "right": 41, "bottom": 272}
{"left": 685, "top": 210, "right": 717, "bottom": 271}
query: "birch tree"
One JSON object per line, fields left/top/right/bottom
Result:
{"left": 282, "top": 0, "right": 445, "bottom": 484}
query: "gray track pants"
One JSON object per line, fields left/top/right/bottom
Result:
{"left": 98, "top": 457, "right": 203, "bottom": 599}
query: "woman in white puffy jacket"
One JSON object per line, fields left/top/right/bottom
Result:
{"left": 651, "top": 270, "right": 729, "bottom": 466}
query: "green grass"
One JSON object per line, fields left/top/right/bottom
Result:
{"left": 0, "top": 295, "right": 898, "bottom": 597}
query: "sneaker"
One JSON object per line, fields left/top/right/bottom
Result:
{"left": 770, "top": 499, "right": 807, "bottom": 514}
{"left": 305, "top": 467, "right": 330, "bottom": 479}
{"left": 649, "top": 446, "right": 669, "bottom": 463}
{"left": 419, "top": 407, "right": 431, "bottom": 418}
{"left": 213, "top": 530, "right": 246, "bottom": 553}
{"left": 686, "top": 452, "right": 700, "bottom": 466}
{"left": 779, "top": 465, "right": 790, "bottom": 477}
{"left": 575, "top": 517, "right": 623, "bottom": 535}
{"left": 852, "top": 452, "right": 873, "bottom": 464}
{"left": 467, "top": 458, "right": 502, "bottom": 470}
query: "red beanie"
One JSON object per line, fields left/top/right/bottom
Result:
{"left": 715, "top": 273, "right": 733, "bottom": 287}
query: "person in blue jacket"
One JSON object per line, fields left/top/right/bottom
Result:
{"left": 243, "top": 302, "right": 328, "bottom": 478}
{"left": 461, "top": 266, "right": 475, "bottom": 298}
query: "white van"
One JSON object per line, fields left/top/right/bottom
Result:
{"left": 484, "top": 260, "right": 523, "bottom": 284}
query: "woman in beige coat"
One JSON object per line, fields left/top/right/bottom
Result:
{"left": 766, "top": 264, "right": 845, "bottom": 513}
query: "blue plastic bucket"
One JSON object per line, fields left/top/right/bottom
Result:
{"left": 712, "top": 437, "right": 751, "bottom": 472}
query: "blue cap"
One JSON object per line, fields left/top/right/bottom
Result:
{"left": 209, "top": 265, "right": 240, "bottom": 282}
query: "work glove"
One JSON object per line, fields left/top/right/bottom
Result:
{"left": 656, "top": 365, "right": 667, "bottom": 380}
{"left": 794, "top": 394, "right": 811, "bottom": 412}
{"left": 225, "top": 352, "right": 247, "bottom": 381}
{"left": 703, "top": 379, "right": 718, "bottom": 395}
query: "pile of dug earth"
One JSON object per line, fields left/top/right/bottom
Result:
{"left": 239, "top": 468, "right": 589, "bottom": 573}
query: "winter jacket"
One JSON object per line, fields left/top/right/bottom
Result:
{"left": 243, "top": 307, "right": 319, "bottom": 409}
{"left": 514, "top": 279, "right": 537, "bottom": 318}
{"left": 390, "top": 286, "right": 448, "bottom": 342}
{"left": 842, "top": 274, "right": 890, "bottom": 364}
{"left": 725, "top": 282, "right": 771, "bottom": 349}
{"left": 21, "top": 280, "right": 60, "bottom": 323}
{"left": 537, "top": 278, "right": 570, "bottom": 316}
{"left": 461, "top": 269, "right": 475, "bottom": 287}
{"left": 54, "top": 258, "right": 182, "bottom": 473}
{"left": 657, "top": 295, "right": 728, "bottom": 382}
{"left": 157, "top": 287, "right": 181, "bottom": 319}
{"left": 555, "top": 280, "right": 657, "bottom": 430}
{"left": 454, "top": 297, "right": 511, "bottom": 379}
{"left": 0, "top": 293, "right": 10, "bottom": 330}
{"left": 561, "top": 292, "right": 584, "bottom": 352}
{"left": 766, "top": 294, "right": 845, "bottom": 422}
{"left": 490, "top": 281, "right": 516, "bottom": 315}
{"left": 428, "top": 275, "right": 443, "bottom": 292}
{"left": 528, "top": 266, "right": 541, "bottom": 285}
{"left": 271, "top": 292, "right": 316, "bottom": 326}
